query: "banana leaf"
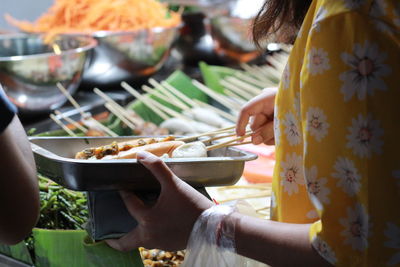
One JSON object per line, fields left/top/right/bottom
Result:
{"left": 0, "top": 242, "right": 33, "bottom": 265}
{"left": 129, "top": 70, "right": 208, "bottom": 125}
{"left": 33, "top": 229, "right": 143, "bottom": 267}
{"left": 199, "top": 61, "right": 238, "bottom": 94}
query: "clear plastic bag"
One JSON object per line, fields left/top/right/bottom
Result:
{"left": 182, "top": 201, "right": 269, "bottom": 267}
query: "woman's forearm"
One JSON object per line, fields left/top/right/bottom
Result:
{"left": 229, "top": 213, "right": 331, "bottom": 267}
{"left": 0, "top": 116, "right": 39, "bottom": 245}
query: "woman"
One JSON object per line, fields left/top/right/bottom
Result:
{"left": 107, "top": 0, "right": 400, "bottom": 266}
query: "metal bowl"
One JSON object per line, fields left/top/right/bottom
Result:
{"left": 210, "top": 15, "right": 269, "bottom": 62}
{"left": 0, "top": 34, "right": 96, "bottom": 114}
{"left": 79, "top": 26, "right": 179, "bottom": 88}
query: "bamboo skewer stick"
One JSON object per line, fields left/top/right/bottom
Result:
{"left": 240, "top": 64, "right": 272, "bottom": 83}
{"left": 217, "top": 192, "right": 272, "bottom": 203}
{"left": 206, "top": 132, "right": 252, "bottom": 151}
{"left": 148, "top": 79, "right": 192, "bottom": 110}
{"left": 104, "top": 103, "right": 136, "bottom": 131}
{"left": 50, "top": 114, "right": 77, "bottom": 137}
{"left": 234, "top": 71, "right": 273, "bottom": 89}
{"left": 223, "top": 140, "right": 252, "bottom": 148}
{"left": 217, "top": 184, "right": 271, "bottom": 190}
{"left": 84, "top": 117, "right": 118, "bottom": 137}
{"left": 224, "top": 89, "right": 248, "bottom": 104}
{"left": 142, "top": 85, "right": 188, "bottom": 111}
{"left": 56, "top": 83, "right": 87, "bottom": 118}
{"left": 176, "top": 125, "right": 236, "bottom": 142}
{"left": 93, "top": 88, "right": 142, "bottom": 126}
{"left": 121, "top": 82, "right": 170, "bottom": 121}
{"left": 193, "top": 100, "right": 237, "bottom": 122}
{"left": 203, "top": 129, "right": 251, "bottom": 143}
{"left": 225, "top": 76, "right": 263, "bottom": 96}
{"left": 145, "top": 96, "right": 188, "bottom": 120}
{"left": 221, "top": 80, "right": 254, "bottom": 100}
{"left": 54, "top": 110, "right": 87, "bottom": 133}
{"left": 191, "top": 80, "right": 240, "bottom": 111}
{"left": 160, "top": 81, "right": 200, "bottom": 109}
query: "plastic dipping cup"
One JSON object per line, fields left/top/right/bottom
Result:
{"left": 236, "top": 144, "right": 275, "bottom": 183}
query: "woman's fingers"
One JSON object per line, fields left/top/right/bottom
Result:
{"left": 251, "top": 121, "right": 274, "bottom": 145}
{"left": 250, "top": 114, "right": 269, "bottom": 132}
{"left": 119, "top": 190, "right": 147, "bottom": 220}
{"left": 105, "top": 227, "right": 142, "bottom": 252}
{"left": 137, "top": 151, "right": 176, "bottom": 188}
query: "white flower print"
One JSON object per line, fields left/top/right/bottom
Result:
{"left": 280, "top": 153, "right": 305, "bottom": 196}
{"left": 306, "top": 107, "right": 330, "bottom": 142}
{"left": 384, "top": 222, "right": 400, "bottom": 266}
{"left": 339, "top": 203, "right": 372, "bottom": 251}
{"left": 306, "top": 210, "right": 319, "bottom": 220}
{"left": 312, "top": 7, "right": 328, "bottom": 32}
{"left": 305, "top": 166, "right": 331, "bottom": 211}
{"left": 332, "top": 157, "right": 362, "bottom": 196}
{"left": 343, "top": 0, "right": 367, "bottom": 9}
{"left": 274, "top": 104, "right": 281, "bottom": 146}
{"left": 308, "top": 48, "right": 331, "bottom": 75}
{"left": 282, "top": 63, "right": 290, "bottom": 90}
{"left": 312, "top": 236, "right": 337, "bottom": 265}
{"left": 283, "top": 112, "right": 302, "bottom": 146}
{"left": 346, "top": 114, "right": 384, "bottom": 158}
{"left": 339, "top": 41, "right": 391, "bottom": 101}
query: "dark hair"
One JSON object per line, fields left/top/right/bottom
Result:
{"left": 252, "top": 0, "right": 312, "bottom": 45}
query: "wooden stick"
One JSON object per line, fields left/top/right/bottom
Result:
{"left": 104, "top": 103, "right": 136, "bottom": 131}
{"left": 121, "top": 82, "right": 170, "bottom": 121}
{"left": 217, "top": 184, "right": 271, "bottom": 190}
{"left": 193, "top": 100, "right": 237, "bottom": 122}
{"left": 224, "top": 89, "right": 248, "bottom": 104}
{"left": 148, "top": 79, "right": 192, "bottom": 110}
{"left": 93, "top": 88, "right": 142, "bottom": 126}
{"left": 56, "top": 83, "right": 87, "bottom": 118}
{"left": 240, "top": 64, "right": 272, "bottom": 83}
{"left": 221, "top": 80, "right": 254, "bottom": 100}
{"left": 145, "top": 96, "right": 187, "bottom": 120}
{"left": 217, "top": 192, "right": 272, "bottom": 203}
{"left": 176, "top": 125, "right": 236, "bottom": 142}
{"left": 225, "top": 76, "right": 263, "bottom": 95}
{"left": 160, "top": 80, "right": 200, "bottom": 109}
{"left": 206, "top": 132, "right": 252, "bottom": 151}
{"left": 84, "top": 117, "right": 118, "bottom": 137}
{"left": 192, "top": 80, "right": 240, "bottom": 111}
{"left": 142, "top": 85, "right": 188, "bottom": 111}
{"left": 234, "top": 71, "right": 273, "bottom": 89}
{"left": 203, "top": 129, "right": 251, "bottom": 143}
{"left": 54, "top": 110, "right": 87, "bottom": 133}
{"left": 50, "top": 114, "right": 77, "bottom": 137}
{"left": 223, "top": 140, "right": 252, "bottom": 148}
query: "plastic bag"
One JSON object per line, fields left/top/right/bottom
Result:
{"left": 182, "top": 201, "right": 268, "bottom": 267}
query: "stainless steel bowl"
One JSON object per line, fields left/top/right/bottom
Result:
{"left": 210, "top": 16, "right": 269, "bottom": 62}
{"left": 80, "top": 27, "right": 179, "bottom": 87}
{"left": 0, "top": 34, "right": 96, "bottom": 114}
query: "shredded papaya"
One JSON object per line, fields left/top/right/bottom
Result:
{"left": 5, "top": 0, "right": 181, "bottom": 36}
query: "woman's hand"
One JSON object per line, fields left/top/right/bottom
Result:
{"left": 236, "top": 87, "right": 277, "bottom": 145}
{"left": 106, "top": 151, "right": 214, "bottom": 252}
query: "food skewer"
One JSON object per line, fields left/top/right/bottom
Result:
{"left": 191, "top": 80, "right": 240, "bottom": 111}
{"left": 54, "top": 110, "right": 87, "bottom": 133}
{"left": 224, "top": 89, "right": 248, "bottom": 104}
{"left": 148, "top": 79, "right": 192, "bottom": 110}
{"left": 203, "top": 129, "right": 251, "bottom": 143}
{"left": 49, "top": 114, "right": 77, "bottom": 137}
{"left": 226, "top": 77, "right": 262, "bottom": 96}
{"left": 193, "top": 100, "right": 237, "bottom": 122}
{"left": 121, "top": 81, "right": 170, "bottom": 121}
{"left": 176, "top": 125, "right": 236, "bottom": 142}
{"left": 160, "top": 80, "right": 200, "bottom": 109}
{"left": 240, "top": 64, "right": 273, "bottom": 83}
{"left": 93, "top": 88, "right": 142, "bottom": 126}
{"left": 145, "top": 96, "right": 187, "bottom": 120}
{"left": 104, "top": 103, "right": 136, "bottom": 131}
{"left": 57, "top": 83, "right": 118, "bottom": 137}
{"left": 141, "top": 85, "right": 189, "bottom": 111}
{"left": 206, "top": 132, "right": 252, "bottom": 151}
{"left": 221, "top": 81, "right": 253, "bottom": 101}
{"left": 234, "top": 71, "right": 273, "bottom": 89}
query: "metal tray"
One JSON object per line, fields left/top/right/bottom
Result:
{"left": 30, "top": 136, "right": 257, "bottom": 191}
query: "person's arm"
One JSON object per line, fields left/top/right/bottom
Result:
{"left": 0, "top": 94, "right": 39, "bottom": 245}
{"left": 106, "top": 151, "right": 330, "bottom": 266}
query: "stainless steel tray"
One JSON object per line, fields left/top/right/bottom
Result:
{"left": 30, "top": 136, "right": 257, "bottom": 191}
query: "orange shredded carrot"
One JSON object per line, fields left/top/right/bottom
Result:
{"left": 5, "top": 0, "right": 181, "bottom": 36}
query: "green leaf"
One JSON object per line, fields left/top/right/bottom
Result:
{"left": 0, "top": 242, "right": 33, "bottom": 265}
{"left": 199, "top": 61, "right": 238, "bottom": 94}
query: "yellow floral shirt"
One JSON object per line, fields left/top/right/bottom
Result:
{"left": 272, "top": 0, "right": 400, "bottom": 266}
